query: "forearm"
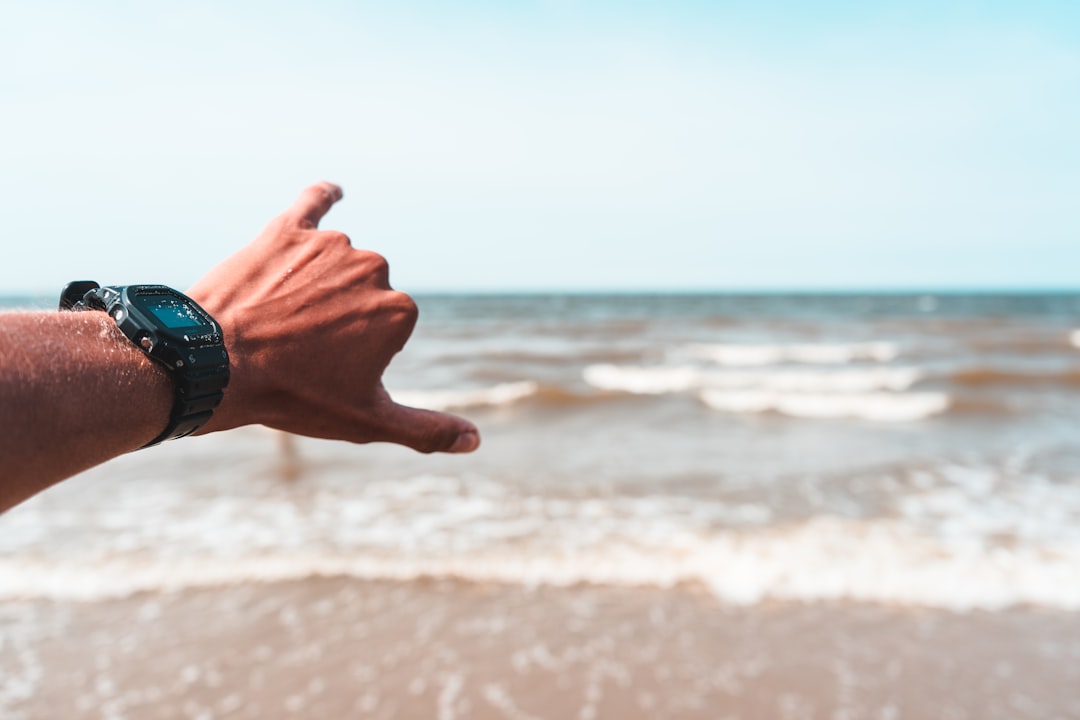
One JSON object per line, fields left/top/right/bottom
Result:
{"left": 0, "top": 182, "right": 479, "bottom": 512}
{"left": 0, "top": 311, "right": 172, "bottom": 511}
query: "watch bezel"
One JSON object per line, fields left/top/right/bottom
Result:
{"left": 111, "top": 286, "right": 224, "bottom": 369}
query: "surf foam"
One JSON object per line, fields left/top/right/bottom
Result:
{"left": 3, "top": 517, "right": 1077, "bottom": 611}
{"left": 583, "top": 364, "right": 924, "bottom": 394}
{"left": 392, "top": 381, "right": 539, "bottom": 411}
{"left": 700, "top": 390, "right": 950, "bottom": 422}
{"left": 3, "top": 472, "right": 1078, "bottom": 610}
{"left": 681, "top": 341, "right": 899, "bottom": 366}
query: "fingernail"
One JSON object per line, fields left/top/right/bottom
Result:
{"left": 449, "top": 430, "right": 480, "bottom": 454}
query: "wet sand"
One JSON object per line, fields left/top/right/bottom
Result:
{"left": 4, "top": 578, "right": 1079, "bottom": 719}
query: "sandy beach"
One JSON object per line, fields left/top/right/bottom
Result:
{"left": 6, "top": 578, "right": 1080, "bottom": 719}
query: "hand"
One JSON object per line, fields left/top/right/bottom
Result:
{"left": 187, "top": 182, "right": 480, "bottom": 454}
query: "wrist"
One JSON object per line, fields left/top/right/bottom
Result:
{"left": 184, "top": 300, "right": 258, "bottom": 435}
{"left": 61, "top": 282, "right": 230, "bottom": 445}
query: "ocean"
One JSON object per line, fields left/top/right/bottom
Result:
{"left": 3, "top": 292, "right": 1080, "bottom": 718}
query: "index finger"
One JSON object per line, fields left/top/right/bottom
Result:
{"left": 286, "top": 181, "right": 344, "bottom": 229}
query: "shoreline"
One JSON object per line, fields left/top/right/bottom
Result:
{"left": 5, "top": 576, "right": 1079, "bottom": 719}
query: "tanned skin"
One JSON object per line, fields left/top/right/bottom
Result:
{"left": 0, "top": 182, "right": 480, "bottom": 512}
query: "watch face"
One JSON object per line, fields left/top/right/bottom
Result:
{"left": 142, "top": 295, "right": 211, "bottom": 330}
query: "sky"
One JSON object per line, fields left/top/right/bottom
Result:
{"left": 1, "top": 0, "right": 1078, "bottom": 293}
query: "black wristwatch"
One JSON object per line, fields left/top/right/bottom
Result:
{"left": 59, "top": 281, "right": 230, "bottom": 447}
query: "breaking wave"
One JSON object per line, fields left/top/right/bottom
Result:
{"left": 699, "top": 390, "right": 950, "bottom": 421}
{"left": 583, "top": 364, "right": 923, "bottom": 394}
{"left": 392, "top": 382, "right": 539, "bottom": 411}
{"left": 679, "top": 341, "right": 899, "bottom": 366}
{"left": 2, "top": 472, "right": 1078, "bottom": 610}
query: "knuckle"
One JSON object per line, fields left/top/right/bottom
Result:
{"left": 359, "top": 251, "right": 392, "bottom": 288}
{"left": 386, "top": 290, "right": 419, "bottom": 325}
{"left": 363, "top": 251, "right": 389, "bottom": 273}
{"left": 319, "top": 230, "right": 352, "bottom": 247}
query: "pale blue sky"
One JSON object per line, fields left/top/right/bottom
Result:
{"left": 1, "top": 1, "right": 1078, "bottom": 293}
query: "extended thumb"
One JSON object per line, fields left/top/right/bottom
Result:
{"left": 379, "top": 401, "right": 480, "bottom": 454}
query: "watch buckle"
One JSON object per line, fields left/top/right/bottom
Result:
{"left": 59, "top": 281, "right": 101, "bottom": 311}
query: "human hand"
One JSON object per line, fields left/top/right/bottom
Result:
{"left": 187, "top": 182, "right": 480, "bottom": 454}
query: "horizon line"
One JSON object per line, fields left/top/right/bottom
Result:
{"left": 4, "top": 286, "right": 1080, "bottom": 300}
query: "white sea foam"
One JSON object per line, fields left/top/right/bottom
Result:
{"left": 681, "top": 341, "right": 899, "bottom": 366}
{"left": 392, "top": 381, "right": 539, "bottom": 411}
{"left": 2, "top": 472, "right": 1079, "bottom": 610}
{"left": 583, "top": 364, "right": 943, "bottom": 421}
{"left": 583, "top": 364, "right": 923, "bottom": 394}
{"left": 700, "top": 390, "right": 950, "bottom": 422}
{"left": 1070, "top": 330, "right": 1080, "bottom": 349}
{"left": 3, "top": 517, "right": 1078, "bottom": 611}
{"left": 583, "top": 364, "right": 700, "bottom": 394}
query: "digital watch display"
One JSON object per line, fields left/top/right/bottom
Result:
{"left": 59, "top": 282, "right": 230, "bottom": 447}
{"left": 142, "top": 296, "right": 211, "bottom": 330}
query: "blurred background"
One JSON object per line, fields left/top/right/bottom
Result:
{"left": 2, "top": 2, "right": 1080, "bottom": 718}
{"left": 2, "top": 0, "right": 1079, "bottom": 293}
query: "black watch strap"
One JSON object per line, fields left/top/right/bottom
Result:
{"left": 60, "top": 281, "right": 230, "bottom": 448}
{"left": 143, "top": 349, "right": 229, "bottom": 447}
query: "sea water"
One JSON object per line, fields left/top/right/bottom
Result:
{"left": 3, "top": 292, "right": 1080, "bottom": 718}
